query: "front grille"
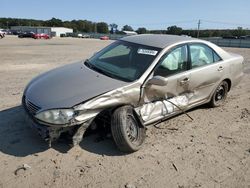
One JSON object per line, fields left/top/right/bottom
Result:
{"left": 24, "top": 97, "right": 41, "bottom": 115}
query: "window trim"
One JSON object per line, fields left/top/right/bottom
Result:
{"left": 144, "top": 42, "right": 223, "bottom": 84}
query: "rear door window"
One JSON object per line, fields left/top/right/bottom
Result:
{"left": 189, "top": 43, "right": 222, "bottom": 68}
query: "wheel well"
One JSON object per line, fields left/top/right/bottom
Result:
{"left": 111, "top": 105, "right": 145, "bottom": 128}
{"left": 223, "top": 79, "right": 231, "bottom": 92}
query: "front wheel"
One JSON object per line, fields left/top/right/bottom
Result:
{"left": 209, "top": 81, "right": 229, "bottom": 107}
{"left": 111, "top": 106, "right": 146, "bottom": 153}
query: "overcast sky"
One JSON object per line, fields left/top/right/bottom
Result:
{"left": 1, "top": 0, "right": 250, "bottom": 30}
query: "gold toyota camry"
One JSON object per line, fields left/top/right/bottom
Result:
{"left": 22, "top": 34, "right": 244, "bottom": 152}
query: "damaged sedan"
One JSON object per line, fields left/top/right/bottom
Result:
{"left": 22, "top": 34, "right": 244, "bottom": 152}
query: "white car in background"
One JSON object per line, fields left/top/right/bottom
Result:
{"left": 0, "top": 30, "right": 5, "bottom": 38}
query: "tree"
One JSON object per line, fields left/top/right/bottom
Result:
{"left": 136, "top": 27, "right": 147, "bottom": 34}
{"left": 122, "top": 25, "right": 133, "bottom": 31}
{"left": 166, "top": 25, "right": 183, "bottom": 35}
{"left": 232, "top": 27, "right": 247, "bottom": 37}
{"left": 45, "top": 18, "right": 63, "bottom": 27}
{"left": 109, "top": 23, "right": 118, "bottom": 34}
{"left": 96, "top": 22, "right": 109, "bottom": 33}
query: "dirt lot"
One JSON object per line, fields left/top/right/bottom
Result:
{"left": 0, "top": 36, "right": 250, "bottom": 188}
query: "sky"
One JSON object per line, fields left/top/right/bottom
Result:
{"left": 1, "top": 0, "right": 250, "bottom": 30}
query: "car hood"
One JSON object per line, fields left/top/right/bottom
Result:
{"left": 24, "top": 61, "right": 128, "bottom": 110}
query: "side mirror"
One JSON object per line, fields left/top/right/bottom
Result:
{"left": 147, "top": 76, "right": 168, "bottom": 86}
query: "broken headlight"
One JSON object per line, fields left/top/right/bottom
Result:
{"left": 35, "top": 109, "right": 74, "bottom": 125}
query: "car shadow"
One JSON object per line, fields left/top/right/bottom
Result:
{"left": 79, "top": 134, "right": 124, "bottom": 156}
{"left": 0, "top": 106, "right": 123, "bottom": 157}
{"left": 0, "top": 106, "right": 48, "bottom": 157}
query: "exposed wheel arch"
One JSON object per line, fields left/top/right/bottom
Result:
{"left": 111, "top": 105, "right": 145, "bottom": 128}
{"left": 223, "top": 78, "right": 231, "bottom": 92}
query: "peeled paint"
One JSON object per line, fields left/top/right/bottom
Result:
{"left": 135, "top": 93, "right": 194, "bottom": 124}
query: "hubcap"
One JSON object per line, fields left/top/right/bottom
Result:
{"left": 126, "top": 115, "right": 139, "bottom": 143}
{"left": 215, "top": 85, "right": 225, "bottom": 102}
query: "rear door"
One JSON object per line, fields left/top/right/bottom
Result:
{"left": 186, "top": 43, "right": 224, "bottom": 105}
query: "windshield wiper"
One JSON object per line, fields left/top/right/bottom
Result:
{"left": 84, "top": 59, "right": 92, "bottom": 68}
{"left": 93, "top": 66, "right": 117, "bottom": 79}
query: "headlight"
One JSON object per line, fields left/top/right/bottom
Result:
{"left": 35, "top": 109, "right": 74, "bottom": 125}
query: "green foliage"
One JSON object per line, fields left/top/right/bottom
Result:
{"left": 152, "top": 25, "right": 250, "bottom": 38}
{"left": 167, "top": 25, "right": 182, "bottom": 35}
{"left": 45, "top": 17, "right": 62, "bottom": 27}
{"left": 136, "top": 27, "right": 147, "bottom": 34}
{"left": 122, "top": 25, "right": 134, "bottom": 31}
{"left": 0, "top": 17, "right": 106, "bottom": 33}
{"left": 109, "top": 23, "right": 118, "bottom": 34}
{"left": 96, "top": 22, "right": 109, "bottom": 33}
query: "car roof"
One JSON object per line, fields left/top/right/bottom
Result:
{"left": 120, "top": 34, "right": 199, "bottom": 48}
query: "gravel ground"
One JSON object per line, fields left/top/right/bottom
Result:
{"left": 0, "top": 36, "right": 249, "bottom": 188}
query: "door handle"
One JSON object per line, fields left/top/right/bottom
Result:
{"left": 217, "top": 66, "right": 224, "bottom": 71}
{"left": 180, "top": 77, "right": 190, "bottom": 85}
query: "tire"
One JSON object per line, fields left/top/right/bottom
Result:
{"left": 111, "top": 106, "right": 146, "bottom": 152}
{"left": 209, "top": 81, "right": 229, "bottom": 107}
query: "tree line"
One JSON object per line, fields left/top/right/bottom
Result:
{"left": 0, "top": 17, "right": 250, "bottom": 37}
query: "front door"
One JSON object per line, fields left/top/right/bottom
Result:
{"left": 137, "top": 44, "right": 191, "bottom": 124}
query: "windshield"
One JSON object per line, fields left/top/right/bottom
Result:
{"left": 86, "top": 41, "right": 161, "bottom": 82}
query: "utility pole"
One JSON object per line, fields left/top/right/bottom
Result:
{"left": 94, "top": 23, "right": 97, "bottom": 33}
{"left": 197, "top": 19, "right": 201, "bottom": 38}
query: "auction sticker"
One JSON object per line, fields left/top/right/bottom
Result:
{"left": 137, "top": 48, "right": 158, "bottom": 56}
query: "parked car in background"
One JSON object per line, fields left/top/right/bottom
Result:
{"left": 22, "top": 34, "right": 244, "bottom": 152}
{"left": 77, "top": 33, "right": 83, "bottom": 38}
{"left": 82, "top": 34, "right": 90, "bottom": 38}
{"left": 33, "top": 33, "right": 50, "bottom": 39}
{"left": 222, "top": 36, "right": 238, "bottom": 39}
{"left": 12, "top": 30, "right": 22, "bottom": 35}
{"left": 0, "top": 30, "right": 5, "bottom": 38}
{"left": 77, "top": 33, "right": 91, "bottom": 38}
{"left": 239, "top": 35, "right": 250, "bottom": 40}
{"left": 18, "top": 32, "right": 35, "bottom": 38}
{"left": 100, "top": 36, "right": 109, "bottom": 40}
{"left": 0, "top": 29, "right": 8, "bottom": 35}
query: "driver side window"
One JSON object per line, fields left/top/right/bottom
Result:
{"left": 154, "top": 45, "right": 188, "bottom": 77}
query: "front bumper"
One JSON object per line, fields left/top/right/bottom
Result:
{"left": 22, "top": 96, "right": 94, "bottom": 146}
{"left": 23, "top": 107, "right": 73, "bottom": 144}
{"left": 22, "top": 96, "right": 74, "bottom": 144}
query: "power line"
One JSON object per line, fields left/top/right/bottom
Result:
{"left": 115, "top": 20, "right": 197, "bottom": 27}
{"left": 202, "top": 19, "right": 250, "bottom": 27}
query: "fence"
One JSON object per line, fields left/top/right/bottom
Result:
{"left": 69, "top": 32, "right": 125, "bottom": 40}
{"left": 205, "top": 38, "right": 250, "bottom": 48}
{"left": 68, "top": 33, "right": 250, "bottom": 48}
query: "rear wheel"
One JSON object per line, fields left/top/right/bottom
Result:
{"left": 209, "top": 81, "right": 228, "bottom": 107}
{"left": 111, "top": 106, "right": 146, "bottom": 152}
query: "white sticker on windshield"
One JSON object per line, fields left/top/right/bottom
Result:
{"left": 137, "top": 48, "right": 158, "bottom": 56}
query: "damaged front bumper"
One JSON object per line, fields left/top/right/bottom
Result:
{"left": 22, "top": 103, "right": 93, "bottom": 147}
